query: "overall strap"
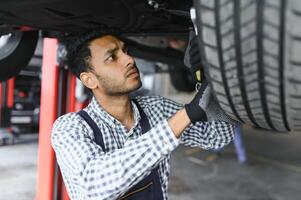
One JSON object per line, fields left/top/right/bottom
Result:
{"left": 77, "top": 110, "right": 106, "bottom": 152}
{"left": 132, "top": 99, "right": 151, "bottom": 133}
{"left": 77, "top": 99, "right": 149, "bottom": 152}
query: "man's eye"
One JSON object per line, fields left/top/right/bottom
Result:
{"left": 107, "top": 54, "right": 116, "bottom": 62}
{"left": 123, "top": 47, "right": 129, "bottom": 55}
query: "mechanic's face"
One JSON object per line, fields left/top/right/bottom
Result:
{"left": 83, "top": 35, "right": 141, "bottom": 96}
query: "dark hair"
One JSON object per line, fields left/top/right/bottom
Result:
{"left": 60, "top": 29, "right": 120, "bottom": 78}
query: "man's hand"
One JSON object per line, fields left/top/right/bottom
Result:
{"left": 184, "top": 79, "right": 210, "bottom": 123}
{"left": 184, "top": 31, "right": 209, "bottom": 123}
{"left": 184, "top": 31, "right": 237, "bottom": 124}
{"left": 184, "top": 31, "right": 204, "bottom": 83}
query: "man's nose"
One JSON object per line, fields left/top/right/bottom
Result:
{"left": 121, "top": 51, "right": 134, "bottom": 67}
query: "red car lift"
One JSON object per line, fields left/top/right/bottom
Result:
{"left": 0, "top": 78, "right": 15, "bottom": 114}
{"left": 0, "top": 77, "right": 15, "bottom": 144}
{"left": 6, "top": 78, "right": 15, "bottom": 108}
{"left": 35, "top": 38, "right": 85, "bottom": 200}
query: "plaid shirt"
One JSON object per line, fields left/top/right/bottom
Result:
{"left": 51, "top": 96, "right": 234, "bottom": 200}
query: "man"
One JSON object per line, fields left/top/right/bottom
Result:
{"left": 51, "top": 30, "right": 234, "bottom": 200}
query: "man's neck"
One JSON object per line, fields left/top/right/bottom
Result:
{"left": 94, "top": 93, "right": 134, "bottom": 129}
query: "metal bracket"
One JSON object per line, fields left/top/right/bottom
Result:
{"left": 190, "top": 7, "right": 198, "bottom": 35}
{"left": 57, "top": 43, "right": 68, "bottom": 69}
{"left": 147, "top": 0, "right": 167, "bottom": 10}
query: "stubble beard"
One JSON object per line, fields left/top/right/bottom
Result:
{"left": 96, "top": 74, "right": 142, "bottom": 96}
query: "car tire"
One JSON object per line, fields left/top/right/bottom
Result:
{"left": 194, "top": 0, "right": 301, "bottom": 131}
{"left": 0, "top": 31, "right": 38, "bottom": 82}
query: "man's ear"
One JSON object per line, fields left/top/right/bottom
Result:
{"left": 80, "top": 72, "right": 98, "bottom": 90}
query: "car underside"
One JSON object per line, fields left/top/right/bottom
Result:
{"left": 0, "top": 0, "right": 301, "bottom": 132}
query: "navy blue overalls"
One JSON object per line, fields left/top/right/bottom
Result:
{"left": 78, "top": 99, "right": 164, "bottom": 200}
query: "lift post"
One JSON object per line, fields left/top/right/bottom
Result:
{"left": 6, "top": 78, "right": 15, "bottom": 108}
{"left": 0, "top": 78, "right": 15, "bottom": 144}
{"left": 35, "top": 38, "right": 59, "bottom": 200}
{"left": 35, "top": 37, "right": 85, "bottom": 200}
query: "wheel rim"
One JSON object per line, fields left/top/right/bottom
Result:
{"left": 0, "top": 32, "right": 22, "bottom": 60}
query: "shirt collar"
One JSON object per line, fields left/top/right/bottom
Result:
{"left": 89, "top": 97, "right": 141, "bottom": 130}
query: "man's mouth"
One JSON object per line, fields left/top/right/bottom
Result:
{"left": 126, "top": 67, "right": 139, "bottom": 77}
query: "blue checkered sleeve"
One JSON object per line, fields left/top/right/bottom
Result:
{"left": 162, "top": 97, "right": 234, "bottom": 150}
{"left": 51, "top": 114, "right": 179, "bottom": 200}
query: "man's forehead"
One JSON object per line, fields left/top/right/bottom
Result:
{"left": 90, "top": 35, "right": 123, "bottom": 49}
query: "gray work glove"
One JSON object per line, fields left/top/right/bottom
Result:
{"left": 184, "top": 31, "right": 237, "bottom": 124}
{"left": 184, "top": 79, "right": 210, "bottom": 123}
{"left": 184, "top": 31, "right": 204, "bottom": 83}
{"left": 185, "top": 77, "right": 237, "bottom": 124}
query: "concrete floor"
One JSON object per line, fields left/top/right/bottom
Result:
{"left": 169, "top": 126, "right": 301, "bottom": 200}
{"left": 0, "top": 134, "right": 37, "bottom": 199}
{"left": 0, "top": 126, "right": 301, "bottom": 200}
